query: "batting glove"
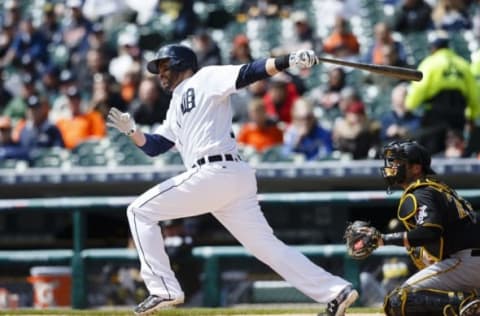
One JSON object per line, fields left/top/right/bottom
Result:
{"left": 107, "top": 107, "right": 137, "bottom": 136}
{"left": 289, "top": 49, "right": 316, "bottom": 69}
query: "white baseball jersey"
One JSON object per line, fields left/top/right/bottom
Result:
{"left": 126, "top": 63, "right": 352, "bottom": 307}
{"left": 154, "top": 65, "right": 242, "bottom": 168}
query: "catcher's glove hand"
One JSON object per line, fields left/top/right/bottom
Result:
{"left": 344, "top": 221, "right": 381, "bottom": 260}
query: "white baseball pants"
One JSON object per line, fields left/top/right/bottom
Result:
{"left": 127, "top": 160, "right": 350, "bottom": 303}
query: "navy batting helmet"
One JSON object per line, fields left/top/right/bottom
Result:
{"left": 147, "top": 44, "right": 198, "bottom": 74}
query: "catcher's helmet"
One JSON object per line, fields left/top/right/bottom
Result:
{"left": 380, "top": 140, "right": 435, "bottom": 191}
{"left": 147, "top": 44, "right": 198, "bottom": 74}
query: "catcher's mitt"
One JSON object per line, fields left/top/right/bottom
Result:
{"left": 344, "top": 221, "right": 381, "bottom": 260}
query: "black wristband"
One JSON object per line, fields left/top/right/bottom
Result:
{"left": 382, "top": 232, "right": 405, "bottom": 246}
{"left": 274, "top": 54, "right": 290, "bottom": 71}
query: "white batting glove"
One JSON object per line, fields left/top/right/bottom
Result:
{"left": 107, "top": 107, "right": 137, "bottom": 136}
{"left": 289, "top": 49, "right": 317, "bottom": 69}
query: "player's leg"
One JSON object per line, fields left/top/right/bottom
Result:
{"left": 403, "top": 250, "right": 480, "bottom": 291}
{"left": 384, "top": 250, "right": 480, "bottom": 316}
{"left": 211, "top": 165, "right": 356, "bottom": 309}
{"left": 127, "top": 164, "right": 258, "bottom": 311}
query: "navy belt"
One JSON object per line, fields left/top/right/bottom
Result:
{"left": 193, "top": 154, "right": 240, "bottom": 168}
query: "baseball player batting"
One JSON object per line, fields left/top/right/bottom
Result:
{"left": 107, "top": 45, "right": 358, "bottom": 316}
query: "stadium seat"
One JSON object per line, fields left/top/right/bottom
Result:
{"left": 71, "top": 139, "right": 109, "bottom": 156}
{"left": 71, "top": 153, "right": 109, "bottom": 167}
{"left": 162, "top": 151, "right": 184, "bottom": 165}
{"left": 0, "top": 159, "right": 18, "bottom": 169}
{"left": 260, "top": 145, "right": 293, "bottom": 163}
{"left": 30, "top": 147, "right": 70, "bottom": 168}
{"left": 116, "top": 150, "right": 154, "bottom": 166}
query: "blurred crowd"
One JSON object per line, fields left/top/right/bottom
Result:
{"left": 1, "top": 0, "right": 480, "bottom": 167}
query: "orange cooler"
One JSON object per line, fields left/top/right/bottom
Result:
{"left": 27, "top": 266, "right": 72, "bottom": 308}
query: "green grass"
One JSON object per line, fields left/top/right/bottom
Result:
{"left": 0, "top": 307, "right": 382, "bottom": 315}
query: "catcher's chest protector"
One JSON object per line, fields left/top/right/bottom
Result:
{"left": 397, "top": 178, "right": 477, "bottom": 269}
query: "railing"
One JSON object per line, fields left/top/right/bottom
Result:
{"left": 0, "top": 190, "right": 479, "bottom": 308}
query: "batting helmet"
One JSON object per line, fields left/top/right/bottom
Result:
{"left": 147, "top": 44, "right": 198, "bottom": 74}
{"left": 381, "top": 140, "right": 436, "bottom": 191}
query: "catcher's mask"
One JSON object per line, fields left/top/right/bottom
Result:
{"left": 380, "top": 140, "right": 436, "bottom": 193}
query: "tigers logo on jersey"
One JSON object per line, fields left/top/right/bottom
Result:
{"left": 415, "top": 205, "right": 428, "bottom": 224}
{"left": 181, "top": 88, "right": 196, "bottom": 114}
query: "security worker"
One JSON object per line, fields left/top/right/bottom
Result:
{"left": 379, "top": 140, "right": 480, "bottom": 316}
{"left": 405, "top": 32, "right": 478, "bottom": 155}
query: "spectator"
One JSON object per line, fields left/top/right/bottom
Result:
{"left": 322, "top": 15, "right": 360, "bottom": 58}
{"left": 0, "top": 115, "right": 28, "bottom": 160}
{"left": 160, "top": 0, "right": 198, "bottom": 40}
{"left": 0, "top": 69, "right": 12, "bottom": 112}
{"left": 338, "top": 86, "right": 363, "bottom": 115}
{"left": 119, "top": 63, "right": 142, "bottom": 105}
{"left": 242, "top": 0, "right": 287, "bottom": 18}
{"left": 307, "top": 67, "right": 347, "bottom": 121}
{"left": 229, "top": 34, "right": 253, "bottom": 65}
{"left": 190, "top": 30, "right": 222, "bottom": 67}
{"left": 56, "top": 86, "right": 106, "bottom": 149}
{"left": 434, "top": 129, "right": 469, "bottom": 158}
{"left": 313, "top": 0, "right": 360, "bottom": 29}
{"left": 289, "top": 11, "right": 322, "bottom": 52}
{"left": 109, "top": 28, "right": 141, "bottom": 84}
{"left": 237, "top": 98, "right": 283, "bottom": 152}
{"left": 283, "top": 98, "right": 333, "bottom": 160}
{"left": 39, "top": 2, "right": 63, "bottom": 45}
{"left": 263, "top": 74, "right": 299, "bottom": 124}
{"left": 0, "top": 19, "right": 16, "bottom": 60}
{"left": 40, "top": 65, "right": 61, "bottom": 105}
{"left": 77, "top": 47, "right": 110, "bottom": 96}
{"left": 1, "top": 16, "right": 49, "bottom": 69}
{"left": 87, "top": 22, "right": 116, "bottom": 61}
{"left": 365, "top": 43, "right": 410, "bottom": 90}
{"left": 3, "top": 73, "right": 37, "bottom": 123}
{"left": 89, "top": 73, "right": 127, "bottom": 120}
{"left": 380, "top": 83, "right": 421, "bottom": 144}
{"left": 332, "top": 101, "right": 380, "bottom": 159}
{"left": 50, "top": 70, "right": 77, "bottom": 122}
{"left": 0, "top": 0, "right": 21, "bottom": 39}
{"left": 391, "top": 0, "right": 433, "bottom": 33}
{"left": 363, "top": 22, "right": 407, "bottom": 66}
{"left": 431, "top": 0, "right": 472, "bottom": 31}
{"left": 129, "top": 78, "right": 170, "bottom": 126}
{"left": 231, "top": 79, "right": 269, "bottom": 124}
{"left": 61, "top": 0, "right": 93, "bottom": 66}
{"left": 18, "top": 95, "right": 64, "bottom": 150}
{"left": 405, "top": 32, "right": 478, "bottom": 154}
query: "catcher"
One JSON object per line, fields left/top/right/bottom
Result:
{"left": 344, "top": 140, "right": 480, "bottom": 316}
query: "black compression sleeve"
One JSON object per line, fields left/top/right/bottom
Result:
{"left": 274, "top": 54, "right": 290, "bottom": 71}
{"left": 382, "top": 232, "right": 405, "bottom": 246}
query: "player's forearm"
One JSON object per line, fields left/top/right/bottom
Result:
{"left": 137, "top": 133, "right": 175, "bottom": 156}
{"left": 380, "top": 226, "right": 441, "bottom": 248}
{"left": 380, "top": 232, "right": 409, "bottom": 247}
{"left": 130, "top": 129, "right": 146, "bottom": 147}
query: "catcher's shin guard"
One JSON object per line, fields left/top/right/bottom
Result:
{"left": 384, "top": 287, "right": 471, "bottom": 316}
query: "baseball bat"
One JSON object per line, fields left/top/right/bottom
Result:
{"left": 315, "top": 56, "right": 423, "bottom": 82}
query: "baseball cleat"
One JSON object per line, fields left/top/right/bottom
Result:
{"left": 134, "top": 295, "right": 184, "bottom": 315}
{"left": 318, "top": 285, "right": 359, "bottom": 316}
{"left": 460, "top": 298, "right": 480, "bottom": 316}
